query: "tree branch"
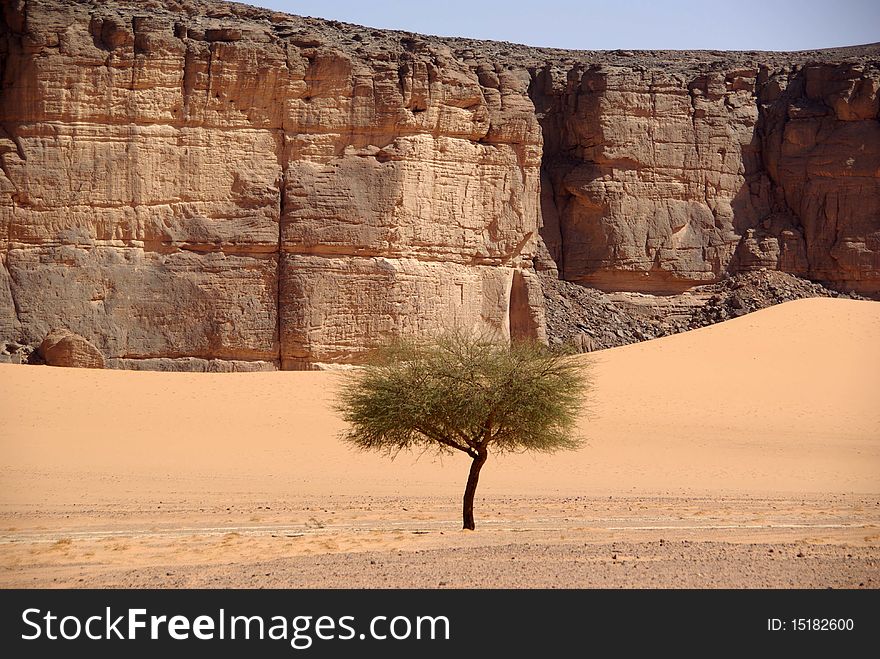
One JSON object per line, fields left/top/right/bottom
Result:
{"left": 452, "top": 427, "right": 478, "bottom": 450}
{"left": 416, "top": 424, "right": 474, "bottom": 457}
{"left": 479, "top": 411, "right": 495, "bottom": 448}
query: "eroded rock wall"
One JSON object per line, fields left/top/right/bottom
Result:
{"left": 1, "top": 0, "right": 877, "bottom": 369}
{"left": 1, "top": 0, "right": 543, "bottom": 368}
{"left": 756, "top": 63, "right": 880, "bottom": 293}
{"left": 533, "top": 56, "right": 880, "bottom": 293}
{"left": 2, "top": 0, "right": 284, "bottom": 366}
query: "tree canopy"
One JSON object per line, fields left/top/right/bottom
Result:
{"left": 336, "top": 332, "right": 590, "bottom": 529}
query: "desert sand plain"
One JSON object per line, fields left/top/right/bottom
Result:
{"left": 1, "top": 298, "right": 878, "bottom": 588}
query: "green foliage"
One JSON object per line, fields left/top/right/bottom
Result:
{"left": 335, "top": 331, "right": 590, "bottom": 459}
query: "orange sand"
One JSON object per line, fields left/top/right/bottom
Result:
{"left": 1, "top": 297, "right": 878, "bottom": 587}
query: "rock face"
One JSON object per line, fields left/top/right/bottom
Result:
{"left": 1, "top": 0, "right": 878, "bottom": 369}
{"left": 39, "top": 328, "right": 105, "bottom": 368}
{"left": 534, "top": 57, "right": 880, "bottom": 293}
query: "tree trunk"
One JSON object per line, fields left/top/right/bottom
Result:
{"left": 462, "top": 451, "right": 487, "bottom": 530}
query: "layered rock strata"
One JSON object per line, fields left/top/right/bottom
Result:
{"left": 1, "top": 0, "right": 877, "bottom": 368}
{"left": 533, "top": 56, "right": 880, "bottom": 293}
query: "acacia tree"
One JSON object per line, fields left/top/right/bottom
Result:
{"left": 335, "top": 332, "right": 589, "bottom": 530}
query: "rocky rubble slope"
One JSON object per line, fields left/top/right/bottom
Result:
{"left": 542, "top": 270, "right": 865, "bottom": 351}
{"left": 1, "top": 0, "right": 877, "bottom": 368}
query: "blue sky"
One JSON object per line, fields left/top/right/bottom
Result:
{"left": 245, "top": 0, "right": 878, "bottom": 51}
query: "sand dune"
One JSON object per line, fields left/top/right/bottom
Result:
{"left": 1, "top": 298, "right": 878, "bottom": 587}
{"left": 2, "top": 297, "right": 877, "bottom": 501}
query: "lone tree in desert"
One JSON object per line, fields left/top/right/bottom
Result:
{"left": 336, "top": 332, "right": 589, "bottom": 530}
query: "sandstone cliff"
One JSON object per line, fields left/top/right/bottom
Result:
{"left": 533, "top": 53, "right": 880, "bottom": 293}
{"left": 1, "top": 0, "right": 877, "bottom": 368}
